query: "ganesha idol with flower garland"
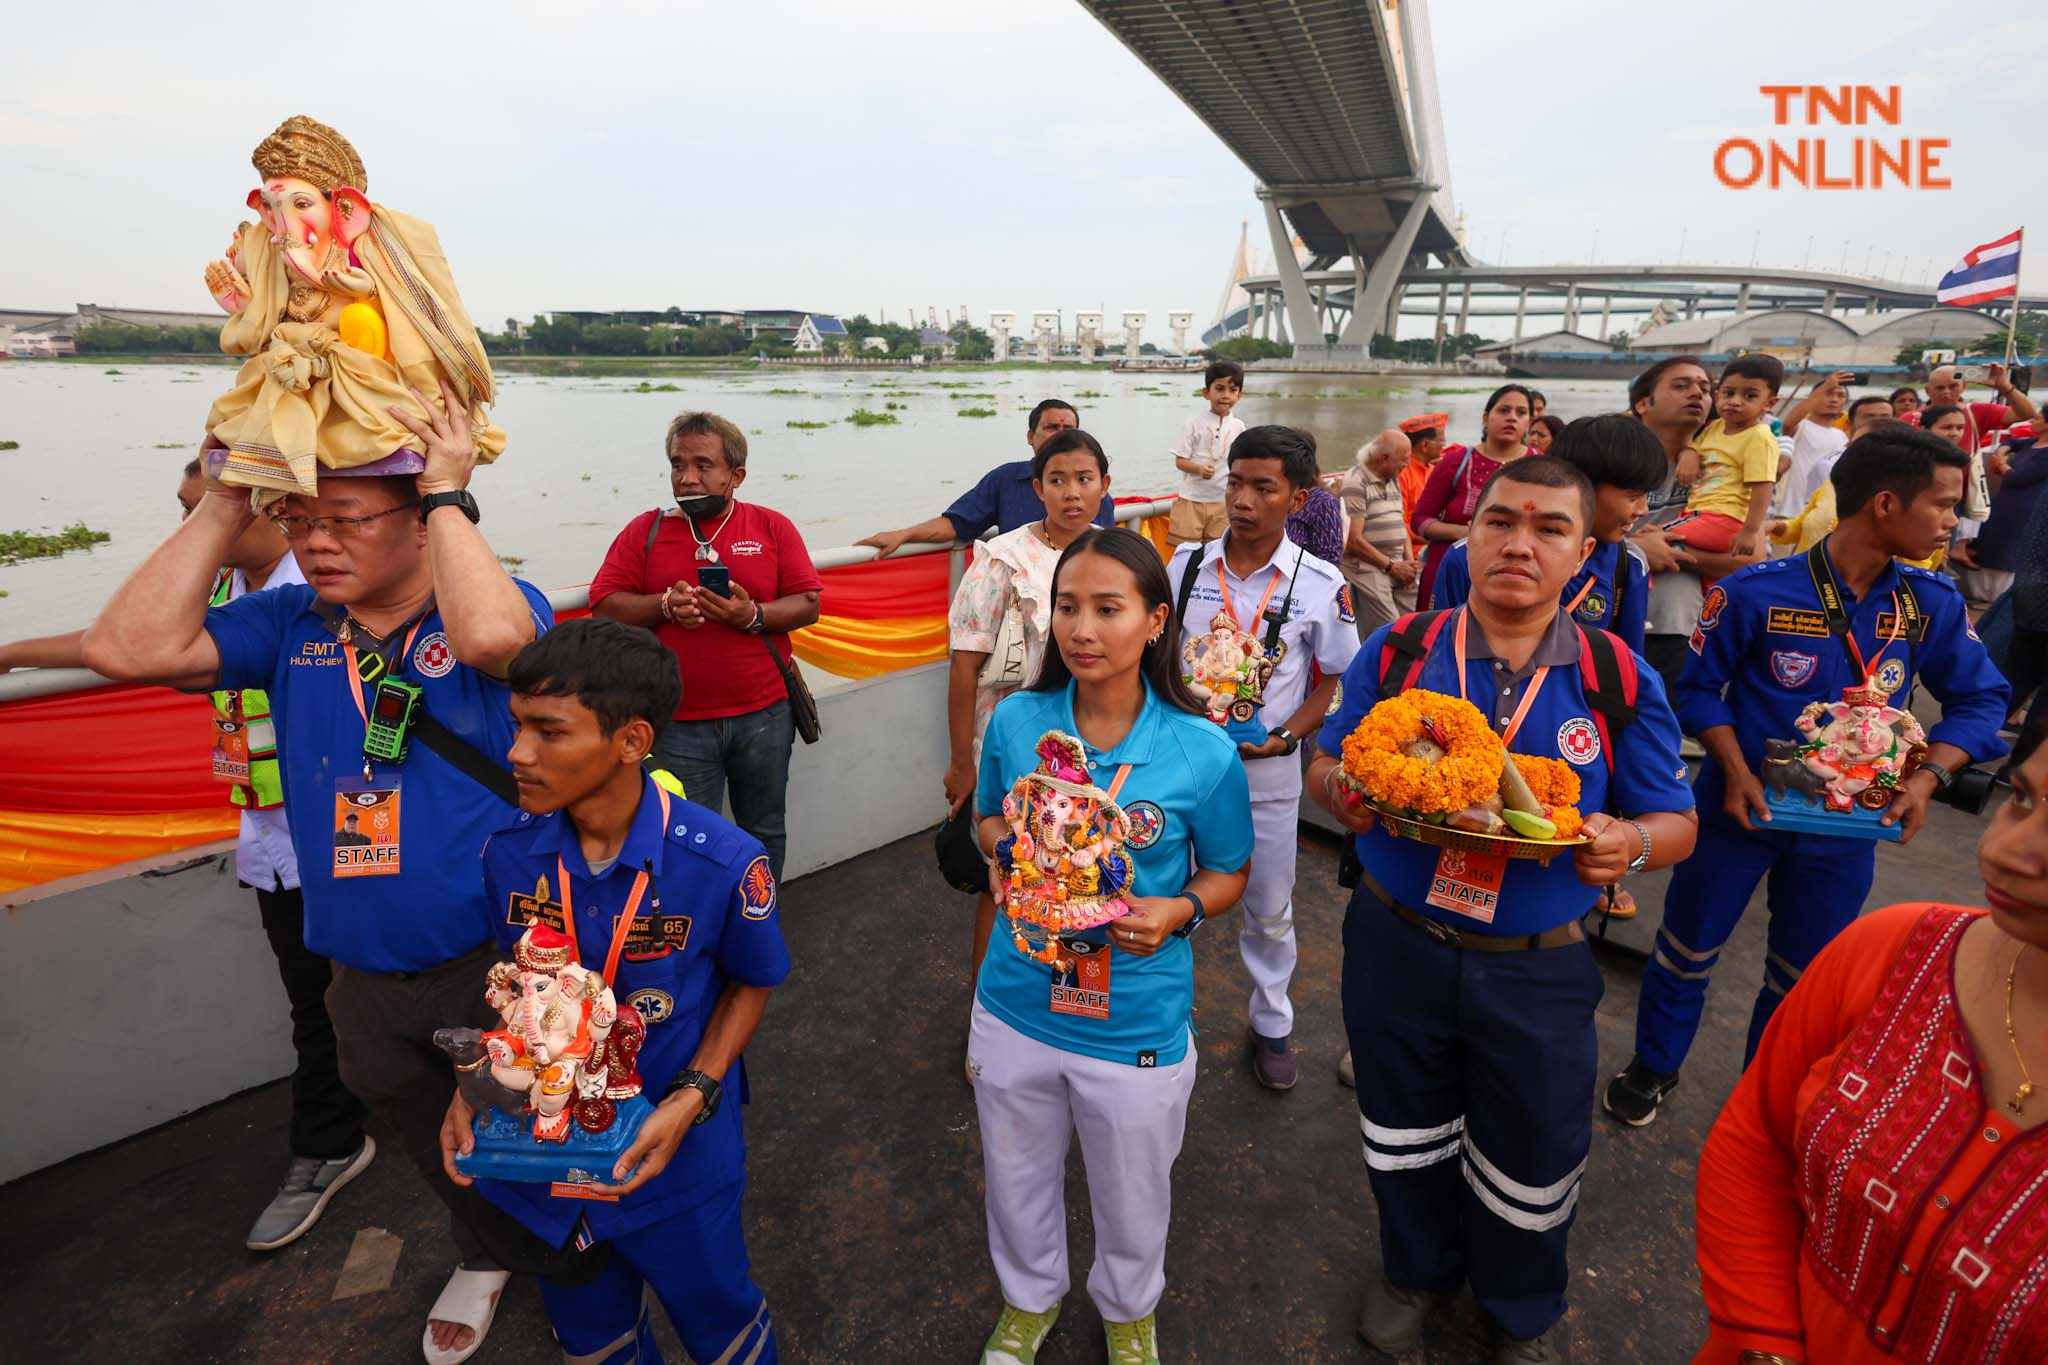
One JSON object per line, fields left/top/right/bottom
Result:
{"left": 1756, "top": 677, "right": 1927, "bottom": 842}
{"left": 433, "top": 924, "right": 655, "bottom": 1186}
{"left": 992, "top": 732, "right": 1138, "bottom": 972}
{"left": 200, "top": 115, "right": 504, "bottom": 498}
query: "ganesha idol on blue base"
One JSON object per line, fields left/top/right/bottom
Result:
{"left": 1756, "top": 678, "right": 1928, "bottom": 843}
{"left": 435, "top": 925, "right": 654, "bottom": 1186}
{"left": 1182, "top": 618, "right": 1283, "bottom": 747}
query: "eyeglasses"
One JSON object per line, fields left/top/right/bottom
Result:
{"left": 269, "top": 501, "right": 420, "bottom": 541}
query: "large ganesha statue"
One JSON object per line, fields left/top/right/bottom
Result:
{"left": 1778, "top": 680, "right": 1928, "bottom": 814}
{"left": 474, "top": 925, "right": 645, "bottom": 1143}
{"left": 202, "top": 115, "right": 503, "bottom": 496}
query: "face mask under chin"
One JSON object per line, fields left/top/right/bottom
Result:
{"left": 677, "top": 494, "right": 729, "bottom": 521}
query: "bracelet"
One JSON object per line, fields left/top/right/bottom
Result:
{"left": 659, "top": 588, "right": 676, "bottom": 623}
{"left": 1322, "top": 763, "right": 1348, "bottom": 809}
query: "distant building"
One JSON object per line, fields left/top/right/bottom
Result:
{"left": 744, "top": 309, "right": 817, "bottom": 341}
{"left": 1629, "top": 306, "right": 2008, "bottom": 366}
{"left": 2, "top": 303, "right": 222, "bottom": 357}
{"left": 1473, "top": 330, "right": 1615, "bottom": 361}
{"left": 545, "top": 309, "right": 746, "bottom": 329}
{"left": 791, "top": 315, "right": 848, "bottom": 353}
{"left": 917, "top": 327, "right": 958, "bottom": 359}
{"left": 861, "top": 336, "right": 889, "bottom": 353}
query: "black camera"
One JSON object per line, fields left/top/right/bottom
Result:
{"left": 1930, "top": 766, "right": 1999, "bottom": 815}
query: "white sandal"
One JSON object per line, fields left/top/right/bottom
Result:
{"left": 422, "top": 1266, "right": 510, "bottom": 1365}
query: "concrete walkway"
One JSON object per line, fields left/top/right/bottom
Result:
{"left": 0, "top": 792, "right": 1992, "bottom": 1362}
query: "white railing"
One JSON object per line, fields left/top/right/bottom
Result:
{"left": 0, "top": 497, "right": 1179, "bottom": 704}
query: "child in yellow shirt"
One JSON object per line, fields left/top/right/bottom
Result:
{"left": 1666, "top": 354, "right": 1783, "bottom": 570}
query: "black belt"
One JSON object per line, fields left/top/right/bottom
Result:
{"left": 384, "top": 941, "right": 494, "bottom": 981}
{"left": 1360, "top": 869, "right": 1586, "bottom": 953}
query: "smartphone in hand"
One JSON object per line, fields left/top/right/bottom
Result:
{"left": 697, "top": 564, "right": 733, "bottom": 598}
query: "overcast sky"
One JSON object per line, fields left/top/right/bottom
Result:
{"left": 4, "top": 0, "right": 2042, "bottom": 341}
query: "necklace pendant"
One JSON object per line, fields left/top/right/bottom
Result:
{"left": 695, "top": 544, "right": 718, "bottom": 564}
{"left": 2011, "top": 1084, "right": 2035, "bottom": 1116}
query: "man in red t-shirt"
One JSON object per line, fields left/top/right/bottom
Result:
{"left": 590, "top": 411, "right": 823, "bottom": 875}
{"left": 1913, "top": 363, "right": 2039, "bottom": 445}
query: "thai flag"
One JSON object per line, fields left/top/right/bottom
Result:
{"left": 1936, "top": 229, "right": 2022, "bottom": 308}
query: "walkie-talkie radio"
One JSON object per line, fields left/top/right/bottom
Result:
{"left": 363, "top": 678, "right": 424, "bottom": 764}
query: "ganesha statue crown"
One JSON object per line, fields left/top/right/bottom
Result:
{"left": 992, "top": 731, "right": 1138, "bottom": 970}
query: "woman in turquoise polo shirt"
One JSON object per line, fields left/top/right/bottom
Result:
{"left": 971, "top": 527, "right": 1252, "bottom": 1365}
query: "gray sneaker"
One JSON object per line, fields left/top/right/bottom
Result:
{"left": 1337, "top": 1049, "right": 1356, "bottom": 1088}
{"left": 1496, "top": 1324, "right": 1569, "bottom": 1363}
{"left": 1357, "top": 1275, "right": 1443, "bottom": 1353}
{"left": 245, "top": 1136, "right": 376, "bottom": 1251}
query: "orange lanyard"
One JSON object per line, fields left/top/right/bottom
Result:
{"left": 556, "top": 787, "right": 670, "bottom": 988}
{"left": 1214, "top": 557, "right": 1283, "bottom": 635}
{"left": 1563, "top": 576, "right": 1595, "bottom": 616}
{"left": 341, "top": 618, "right": 428, "bottom": 778}
{"left": 1104, "top": 764, "right": 1133, "bottom": 802}
{"left": 1451, "top": 607, "right": 1552, "bottom": 745}
{"left": 1843, "top": 592, "right": 1905, "bottom": 682}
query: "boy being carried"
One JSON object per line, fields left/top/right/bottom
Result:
{"left": 1166, "top": 360, "right": 1246, "bottom": 547}
{"left": 1665, "top": 354, "right": 1783, "bottom": 573}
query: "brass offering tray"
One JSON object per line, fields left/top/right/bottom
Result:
{"left": 1369, "top": 804, "right": 1588, "bottom": 863}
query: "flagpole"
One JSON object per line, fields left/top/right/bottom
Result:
{"left": 2005, "top": 227, "right": 2025, "bottom": 366}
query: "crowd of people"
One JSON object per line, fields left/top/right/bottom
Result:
{"left": 4, "top": 350, "right": 2046, "bottom": 1364}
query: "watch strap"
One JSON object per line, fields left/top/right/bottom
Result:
{"left": 419, "top": 490, "right": 480, "bottom": 525}
{"left": 1171, "top": 890, "right": 1207, "bottom": 939}
{"left": 1625, "top": 819, "right": 1653, "bottom": 874}
{"left": 663, "top": 1068, "right": 722, "bottom": 1124}
{"left": 1916, "top": 760, "right": 1956, "bottom": 790}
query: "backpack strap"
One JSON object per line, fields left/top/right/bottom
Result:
{"left": 1574, "top": 625, "right": 1639, "bottom": 777}
{"left": 643, "top": 507, "right": 664, "bottom": 591}
{"left": 1376, "top": 610, "right": 1450, "bottom": 701}
{"left": 1173, "top": 541, "right": 1207, "bottom": 629}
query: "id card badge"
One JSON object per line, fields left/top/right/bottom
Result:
{"left": 1049, "top": 936, "right": 1111, "bottom": 1019}
{"left": 1425, "top": 846, "right": 1506, "bottom": 923}
{"left": 211, "top": 713, "right": 252, "bottom": 785}
{"left": 334, "top": 777, "right": 402, "bottom": 877}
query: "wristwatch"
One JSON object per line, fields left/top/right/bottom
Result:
{"left": 1268, "top": 726, "right": 1300, "bottom": 756}
{"left": 419, "top": 490, "right": 481, "bottom": 525}
{"left": 745, "top": 602, "right": 767, "bottom": 634}
{"left": 1171, "top": 890, "right": 1207, "bottom": 940}
{"left": 663, "top": 1068, "right": 723, "bottom": 1125}
{"left": 1624, "top": 819, "right": 1653, "bottom": 876}
{"left": 1915, "top": 760, "right": 1957, "bottom": 791}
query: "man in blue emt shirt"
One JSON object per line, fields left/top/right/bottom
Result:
{"left": 85, "top": 385, "right": 559, "bottom": 1362}
{"left": 1305, "top": 456, "right": 1698, "bottom": 1365}
{"left": 443, "top": 618, "right": 789, "bottom": 1365}
{"left": 855, "top": 398, "right": 1116, "bottom": 557}
{"left": 1608, "top": 424, "right": 2011, "bottom": 1128}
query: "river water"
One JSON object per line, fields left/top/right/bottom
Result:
{"left": 0, "top": 360, "right": 1631, "bottom": 635}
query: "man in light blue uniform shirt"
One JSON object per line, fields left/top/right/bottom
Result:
{"left": 1306, "top": 457, "right": 1697, "bottom": 1365}
{"left": 1167, "top": 424, "right": 1358, "bottom": 1089}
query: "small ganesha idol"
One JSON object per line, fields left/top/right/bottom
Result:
{"left": 1183, "top": 617, "right": 1282, "bottom": 746}
{"left": 993, "top": 731, "right": 1137, "bottom": 970}
{"left": 434, "top": 924, "right": 655, "bottom": 1185}
{"left": 202, "top": 115, "right": 504, "bottom": 496}
{"left": 1757, "top": 677, "right": 1928, "bottom": 842}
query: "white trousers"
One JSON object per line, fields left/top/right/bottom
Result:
{"left": 968, "top": 1001, "right": 1198, "bottom": 1323}
{"left": 1240, "top": 791, "right": 1302, "bottom": 1038}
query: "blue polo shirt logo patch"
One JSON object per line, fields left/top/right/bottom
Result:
{"left": 1123, "top": 800, "right": 1166, "bottom": 850}
{"left": 1877, "top": 658, "right": 1908, "bottom": 695}
{"left": 1771, "top": 651, "right": 1818, "bottom": 687}
{"left": 740, "top": 855, "right": 776, "bottom": 920}
{"left": 1557, "top": 717, "right": 1601, "bottom": 766}
{"left": 624, "top": 987, "right": 674, "bottom": 1024}
{"left": 413, "top": 632, "right": 456, "bottom": 678}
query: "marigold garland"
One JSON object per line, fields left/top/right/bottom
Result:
{"left": 1341, "top": 690, "right": 1504, "bottom": 815}
{"left": 1509, "top": 754, "right": 1585, "bottom": 838}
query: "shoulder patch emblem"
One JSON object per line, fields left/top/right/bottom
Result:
{"left": 1876, "top": 658, "right": 1908, "bottom": 695}
{"left": 1699, "top": 585, "right": 1728, "bottom": 630}
{"left": 1770, "top": 651, "right": 1818, "bottom": 688}
{"left": 740, "top": 855, "right": 777, "bottom": 920}
{"left": 1124, "top": 800, "right": 1166, "bottom": 850}
{"left": 1557, "top": 717, "right": 1602, "bottom": 767}
{"left": 413, "top": 631, "right": 455, "bottom": 678}
{"left": 1576, "top": 592, "right": 1608, "bottom": 622}
{"left": 1335, "top": 584, "right": 1356, "bottom": 624}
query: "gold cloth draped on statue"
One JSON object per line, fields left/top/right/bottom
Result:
{"left": 206, "top": 208, "right": 504, "bottom": 495}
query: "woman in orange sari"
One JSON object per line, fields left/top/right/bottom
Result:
{"left": 1693, "top": 740, "right": 2048, "bottom": 1363}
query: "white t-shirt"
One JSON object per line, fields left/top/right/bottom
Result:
{"left": 1166, "top": 535, "right": 1360, "bottom": 800}
{"left": 1773, "top": 421, "right": 1847, "bottom": 518}
{"left": 1171, "top": 411, "right": 1246, "bottom": 503}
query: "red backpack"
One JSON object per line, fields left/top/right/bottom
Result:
{"left": 1373, "top": 609, "right": 1639, "bottom": 776}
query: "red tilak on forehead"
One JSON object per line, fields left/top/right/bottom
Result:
{"left": 1522, "top": 501, "right": 1538, "bottom": 512}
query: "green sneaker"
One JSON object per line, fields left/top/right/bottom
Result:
{"left": 1104, "top": 1314, "right": 1161, "bottom": 1364}
{"left": 981, "top": 1302, "right": 1060, "bottom": 1365}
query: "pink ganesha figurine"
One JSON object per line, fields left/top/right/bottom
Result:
{"left": 478, "top": 925, "right": 645, "bottom": 1143}
{"left": 201, "top": 114, "right": 504, "bottom": 496}
{"left": 1790, "top": 679, "right": 1928, "bottom": 813}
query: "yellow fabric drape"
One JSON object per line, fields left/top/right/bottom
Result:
{"left": 207, "top": 210, "right": 504, "bottom": 496}
{"left": 1136, "top": 512, "right": 1172, "bottom": 559}
{"left": 790, "top": 614, "right": 950, "bottom": 680}
{"left": 0, "top": 809, "right": 239, "bottom": 896}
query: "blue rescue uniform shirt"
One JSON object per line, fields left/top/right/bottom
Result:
{"left": 1318, "top": 608, "right": 1694, "bottom": 937}
{"left": 205, "top": 580, "right": 553, "bottom": 973}
{"left": 976, "top": 682, "right": 1253, "bottom": 1067}
{"left": 944, "top": 459, "right": 1117, "bottom": 541}
{"left": 476, "top": 775, "right": 792, "bottom": 1245}
{"left": 1431, "top": 539, "right": 1650, "bottom": 653}
{"left": 1678, "top": 540, "right": 2010, "bottom": 819}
